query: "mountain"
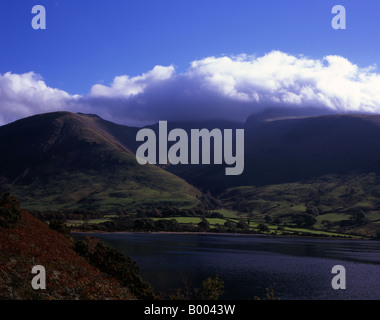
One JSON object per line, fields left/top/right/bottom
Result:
{"left": 243, "top": 113, "right": 380, "bottom": 185}
{"left": 0, "top": 112, "right": 200, "bottom": 212}
{"left": 161, "top": 111, "right": 380, "bottom": 237}
{"left": 2, "top": 110, "right": 380, "bottom": 237}
{"left": 166, "top": 113, "right": 380, "bottom": 192}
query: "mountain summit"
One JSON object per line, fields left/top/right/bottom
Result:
{"left": 0, "top": 112, "right": 200, "bottom": 212}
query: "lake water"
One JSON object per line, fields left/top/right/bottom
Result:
{"left": 72, "top": 232, "right": 380, "bottom": 300}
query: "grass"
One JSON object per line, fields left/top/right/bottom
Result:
{"left": 2, "top": 163, "right": 201, "bottom": 213}
{"left": 221, "top": 173, "right": 380, "bottom": 237}
{"left": 67, "top": 218, "right": 112, "bottom": 226}
{"left": 209, "top": 209, "right": 241, "bottom": 219}
{"left": 151, "top": 217, "right": 202, "bottom": 224}
{"left": 27, "top": 169, "right": 380, "bottom": 238}
{"left": 206, "top": 218, "right": 227, "bottom": 225}
{"left": 0, "top": 112, "right": 201, "bottom": 213}
{"left": 66, "top": 212, "right": 359, "bottom": 238}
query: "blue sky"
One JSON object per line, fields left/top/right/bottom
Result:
{"left": 0, "top": 0, "right": 380, "bottom": 126}
{"left": 0, "top": 0, "right": 379, "bottom": 94}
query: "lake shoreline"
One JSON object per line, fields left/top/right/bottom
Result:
{"left": 71, "top": 231, "right": 380, "bottom": 300}
{"left": 70, "top": 229, "right": 366, "bottom": 241}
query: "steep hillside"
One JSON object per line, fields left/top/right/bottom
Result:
{"left": 242, "top": 113, "right": 380, "bottom": 186}
{"left": 0, "top": 197, "right": 135, "bottom": 300}
{"left": 0, "top": 112, "right": 200, "bottom": 212}
{"left": 167, "top": 113, "right": 380, "bottom": 192}
{"left": 161, "top": 112, "right": 380, "bottom": 237}
{"left": 221, "top": 173, "right": 380, "bottom": 237}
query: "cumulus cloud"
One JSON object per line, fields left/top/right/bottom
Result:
{"left": 0, "top": 72, "right": 80, "bottom": 125}
{"left": 90, "top": 65, "right": 175, "bottom": 97}
{"left": 1, "top": 51, "right": 380, "bottom": 126}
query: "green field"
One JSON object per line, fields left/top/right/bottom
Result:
{"left": 151, "top": 217, "right": 202, "bottom": 224}
{"left": 58, "top": 173, "right": 380, "bottom": 238}
{"left": 221, "top": 173, "right": 380, "bottom": 237}
{"left": 209, "top": 209, "right": 241, "bottom": 219}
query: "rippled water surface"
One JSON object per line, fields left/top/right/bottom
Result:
{"left": 73, "top": 233, "right": 380, "bottom": 300}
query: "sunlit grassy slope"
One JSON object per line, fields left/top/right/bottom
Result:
{"left": 0, "top": 112, "right": 200, "bottom": 212}
{"left": 221, "top": 173, "right": 380, "bottom": 236}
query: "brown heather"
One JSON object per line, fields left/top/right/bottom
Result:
{"left": 0, "top": 210, "right": 135, "bottom": 300}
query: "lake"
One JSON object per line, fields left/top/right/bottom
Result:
{"left": 72, "top": 232, "right": 380, "bottom": 300}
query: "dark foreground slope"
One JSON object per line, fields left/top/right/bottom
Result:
{"left": 0, "top": 200, "right": 135, "bottom": 299}
{"left": 0, "top": 112, "right": 200, "bottom": 212}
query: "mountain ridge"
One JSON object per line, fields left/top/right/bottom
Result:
{"left": 0, "top": 111, "right": 200, "bottom": 212}
{"left": 167, "top": 112, "right": 380, "bottom": 192}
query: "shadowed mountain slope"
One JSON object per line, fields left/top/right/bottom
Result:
{"left": 167, "top": 113, "right": 380, "bottom": 193}
{"left": 0, "top": 112, "right": 200, "bottom": 212}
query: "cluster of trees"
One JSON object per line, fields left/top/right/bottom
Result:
{"left": 75, "top": 216, "right": 272, "bottom": 235}
{"left": 74, "top": 236, "right": 157, "bottom": 299}
{"left": 136, "top": 206, "right": 224, "bottom": 219}
{"left": 197, "top": 192, "right": 223, "bottom": 210}
{"left": 77, "top": 218, "right": 199, "bottom": 233}
{"left": 0, "top": 192, "right": 22, "bottom": 228}
{"left": 169, "top": 274, "right": 224, "bottom": 300}
{"left": 291, "top": 214, "right": 317, "bottom": 228}
{"left": 32, "top": 209, "right": 104, "bottom": 221}
{"left": 49, "top": 220, "right": 71, "bottom": 236}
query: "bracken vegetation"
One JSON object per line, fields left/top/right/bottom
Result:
{"left": 0, "top": 193, "right": 137, "bottom": 300}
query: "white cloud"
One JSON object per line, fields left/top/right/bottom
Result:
{"left": 0, "top": 72, "right": 80, "bottom": 125}
{"left": 184, "top": 51, "right": 380, "bottom": 112}
{"left": 1, "top": 51, "right": 380, "bottom": 126}
{"left": 90, "top": 65, "right": 175, "bottom": 97}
